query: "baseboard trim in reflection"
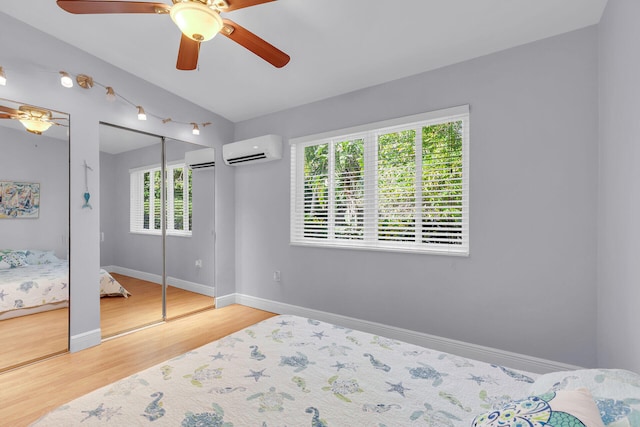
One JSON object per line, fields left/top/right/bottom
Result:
{"left": 101, "top": 265, "right": 215, "bottom": 297}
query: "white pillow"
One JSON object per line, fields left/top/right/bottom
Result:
{"left": 24, "top": 250, "right": 61, "bottom": 265}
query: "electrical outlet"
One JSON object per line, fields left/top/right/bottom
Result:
{"left": 195, "top": 259, "right": 203, "bottom": 268}
{"left": 273, "top": 270, "right": 281, "bottom": 282}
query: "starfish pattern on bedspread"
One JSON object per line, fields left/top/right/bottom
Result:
{"left": 33, "top": 315, "right": 541, "bottom": 426}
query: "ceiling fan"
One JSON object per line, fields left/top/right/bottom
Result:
{"left": 56, "top": 0, "right": 290, "bottom": 70}
{"left": 0, "top": 105, "right": 68, "bottom": 135}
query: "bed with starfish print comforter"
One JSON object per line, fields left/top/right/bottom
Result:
{"left": 33, "top": 314, "right": 547, "bottom": 426}
{"left": 0, "top": 262, "right": 130, "bottom": 317}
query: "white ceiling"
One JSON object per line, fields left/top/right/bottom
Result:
{"left": 1, "top": 0, "right": 607, "bottom": 123}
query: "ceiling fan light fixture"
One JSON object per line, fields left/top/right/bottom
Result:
{"left": 191, "top": 122, "right": 200, "bottom": 135}
{"left": 0, "top": 67, "right": 6, "bottom": 86}
{"left": 19, "top": 118, "right": 54, "bottom": 135}
{"left": 18, "top": 106, "right": 54, "bottom": 135}
{"left": 170, "top": 1, "right": 223, "bottom": 42}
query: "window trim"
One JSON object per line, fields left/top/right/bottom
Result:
{"left": 290, "top": 105, "right": 469, "bottom": 256}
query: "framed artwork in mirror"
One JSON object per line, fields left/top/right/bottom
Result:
{"left": 0, "top": 181, "right": 40, "bottom": 219}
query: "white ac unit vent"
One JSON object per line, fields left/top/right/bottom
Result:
{"left": 185, "top": 148, "right": 215, "bottom": 170}
{"left": 223, "top": 134, "right": 282, "bottom": 166}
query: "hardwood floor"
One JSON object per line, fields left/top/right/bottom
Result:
{"left": 0, "top": 304, "right": 277, "bottom": 426}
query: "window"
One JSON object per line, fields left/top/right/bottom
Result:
{"left": 290, "top": 105, "right": 469, "bottom": 255}
{"left": 130, "top": 162, "right": 192, "bottom": 236}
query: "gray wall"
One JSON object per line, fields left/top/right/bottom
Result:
{"left": 100, "top": 139, "right": 216, "bottom": 287}
{"left": 597, "top": 0, "right": 640, "bottom": 373}
{"left": 99, "top": 151, "right": 117, "bottom": 266}
{"left": 0, "top": 12, "right": 235, "bottom": 347}
{"left": 0, "top": 126, "right": 68, "bottom": 258}
{"left": 233, "top": 27, "right": 600, "bottom": 368}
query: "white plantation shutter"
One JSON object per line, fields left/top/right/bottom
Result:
{"left": 291, "top": 105, "right": 469, "bottom": 255}
{"left": 334, "top": 139, "right": 365, "bottom": 239}
{"left": 130, "top": 168, "right": 146, "bottom": 233}
{"left": 421, "top": 121, "right": 466, "bottom": 246}
{"left": 129, "top": 162, "right": 192, "bottom": 236}
{"left": 166, "top": 162, "right": 192, "bottom": 235}
{"left": 130, "top": 165, "right": 161, "bottom": 234}
{"left": 300, "top": 141, "right": 329, "bottom": 239}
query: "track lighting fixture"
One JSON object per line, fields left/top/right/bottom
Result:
{"left": 105, "top": 86, "right": 116, "bottom": 102}
{"left": 2, "top": 64, "right": 211, "bottom": 134}
{"left": 76, "top": 74, "right": 94, "bottom": 89}
{"left": 137, "top": 106, "right": 147, "bottom": 120}
{"left": 59, "top": 71, "right": 73, "bottom": 88}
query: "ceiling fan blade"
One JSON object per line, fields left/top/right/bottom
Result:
{"left": 221, "top": 19, "right": 289, "bottom": 68}
{"left": 176, "top": 34, "right": 200, "bottom": 70}
{"left": 224, "top": 0, "right": 275, "bottom": 12}
{"left": 57, "top": 1, "right": 170, "bottom": 14}
{"left": 0, "top": 113, "right": 13, "bottom": 119}
{"left": 0, "top": 105, "right": 20, "bottom": 115}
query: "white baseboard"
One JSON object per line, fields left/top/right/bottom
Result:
{"left": 214, "top": 293, "right": 237, "bottom": 308}
{"left": 70, "top": 328, "right": 101, "bottom": 352}
{"left": 168, "top": 276, "right": 215, "bottom": 297}
{"left": 103, "top": 265, "right": 215, "bottom": 297}
{"left": 216, "top": 293, "right": 581, "bottom": 375}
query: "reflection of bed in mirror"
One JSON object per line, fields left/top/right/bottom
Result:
{"left": 0, "top": 249, "right": 131, "bottom": 321}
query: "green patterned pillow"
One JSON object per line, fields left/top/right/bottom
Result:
{"left": 472, "top": 388, "right": 604, "bottom": 427}
{"left": 0, "top": 250, "right": 28, "bottom": 269}
{"left": 528, "top": 369, "right": 640, "bottom": 426}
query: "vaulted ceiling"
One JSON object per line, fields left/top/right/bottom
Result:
{"left": 2, "top": 0, "right": 607, "bottom": 122}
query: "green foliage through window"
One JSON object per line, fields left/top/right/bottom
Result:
{"left": 293, "top": 107, "right": 468, "bottom": 254}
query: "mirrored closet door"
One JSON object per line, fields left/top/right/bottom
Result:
{"left": 0, "top": 97, "right": 69, "bottom": 371}
{"left": 164, "top": 138, "right": 215, "bottom": 320}
{"left": 99, "top": 124, "right": 214, "bottom": 339}
{"left": 99, "top": 124, "right": 164, "bottom": 338}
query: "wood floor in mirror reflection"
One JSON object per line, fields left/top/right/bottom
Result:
{"left": 101, "top": 273, "right": 214, "bottom": 338}
{"left": 0, "top": 307, "right": 68, "bottom": 372}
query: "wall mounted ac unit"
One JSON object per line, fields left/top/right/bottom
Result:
{"left": 222, "top": 134, "right": 283, "bottom": 166}
{"left": 185, "top": 148, "right": 216, "bottom": 170}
